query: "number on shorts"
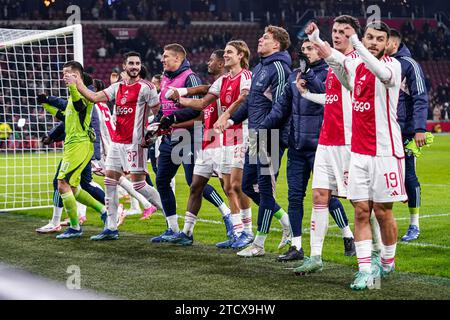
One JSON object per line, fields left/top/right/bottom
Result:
{"left": 127, "top": 151, "right": 137, "bottom": 163}
{"left": 384, "top": 172, "right": 398, "bottom": 188}
{"left": 60, "top": 161, "right": 70, "bottom": 173}
{"left": 234, "top": 146, "right": 245, "bottom": 159}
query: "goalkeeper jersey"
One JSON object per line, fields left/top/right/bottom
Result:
{"left": 64, "top": 94, "right": 94, "bottom": 145}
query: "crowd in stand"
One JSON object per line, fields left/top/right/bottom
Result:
{"left": 401, "top": 22, "right": 450, "bottom": 60}
{"left": 429, "top": 81, "right": 450, "bottom": 121}
{"left": 2, "top": 0, "right": 447, "bottom": 22}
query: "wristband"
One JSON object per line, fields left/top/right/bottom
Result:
{"left": 164, "top": 88, "right": 174, "bottom": 99}
{"left": 178, "top": 87, "right": 188, "bottom": 97}
{"left": 308, "top": 29, "right": 325, "bottom": 46}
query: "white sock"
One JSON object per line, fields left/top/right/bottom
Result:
{"left": 278, "top": 211, "right": 291, "bottom": 230}
{"left": 183, "top": 212, "right": 197, "bottom": 236}
{"left": 104, "top": 177, "right": 119, "bottom": 231}
{"left": 77, "top": 202, "right": 86, "bottom": 218}
{"left": 253, "top": 234, "right": 266, "bottom": 248}
{"left": 341, "top": 225, "right": 353, "bottom": 238}
{"left": 355, "top": 240, "right": 372, "bottom": 273}
{"left": 231, "top": 213, "right": 244, "bottom": 236}
{"left": 117, "top": 185, "right": 127, "bottom": 198}
{"left": 240, "top": 208, "right": 253, "bottom": 234}
{"left": 218, "top": 202, "right": 231, "bottom": 217}
{"left": 292, "top": 236, "right": 302, "bottom": 250}
{"left": 130, "top": 196, "right": 141, "bottom": 212}
{"left": 132, "top": 180, "right": 163, "bottom": 210}
{"left": 410, "top": 214, "right": 419, "bottom": 228}
{"left": 381, "top": 243, "right": 396, "bottom": 270}
{"left": 166, "top": 214, "right": 179, "bottom": 232}
{"left": 170, "top": 177, "right": 176, "bottom": 194}
{"left": 119, "top": 176, "right": 151, "bottom": 210}
{"left": 370, "top": 210, "right": 383, "bottom": 252}
{"left": 310, "top": 205, "right": 329, "bottom": 257}
{"left": 51, "top": 206, "right": 63, "bottom": 226}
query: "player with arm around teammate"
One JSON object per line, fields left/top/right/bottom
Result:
{"left": 74, "top": 52, "right": 162, "bottom": 240}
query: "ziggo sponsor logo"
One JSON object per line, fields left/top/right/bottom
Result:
{"left": 325, "top": 94, "right": 339, "bottom": 104}
{"left": 203, "top": 105, "right": 216, "bottom": 119}
{"left": 116, "top": 106, "right": 134, "bottom": 115}
{"left": 353, "top": 101, "right": 371, "bottom": 112}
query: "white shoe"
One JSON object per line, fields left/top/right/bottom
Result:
{"left": 237, "top": 243, "right": 265, "bottom": 257}
{"left": 278, "top": 227, "right": 292, "bottom": 250}
{"left": 36, "top": 221, "right": 62, "bottom": 234}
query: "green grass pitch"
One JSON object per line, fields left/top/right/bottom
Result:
{"left": 0, "top": 135, "right": 449, "bottom": 299}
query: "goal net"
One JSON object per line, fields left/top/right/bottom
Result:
{"left": 0, "top": 24, "right": 83, "bottom": 212}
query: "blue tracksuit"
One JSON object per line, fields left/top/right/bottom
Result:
{"left": 156, "top": 60, "right": 225, "bottom": 218}
{"left": 261, "top": 59, "right": 350, "bottom": 238}
{"left": 393, "top": 44, "right": 429, "bottom": 209}
{"left": 147, "top": 109, "right": 163, "bottom": 175}
{"left": 231, "top": 51, "right": 292, "bottom": 234}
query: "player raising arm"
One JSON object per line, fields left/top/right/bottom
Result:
{"left": 75, "top": 51, "right": 162, "bottom": 241}
{"left": 163, "top": 41, "right": 254, "bottom": 248}
{"left": 314, "top": 21, "right": 406, "bottom": 290}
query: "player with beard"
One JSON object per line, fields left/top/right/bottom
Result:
{"left": 313, "top": 21, "right": 406, "bottom": 290}
{"left": 75, "top": 51, "right": 162, "bottom": 240}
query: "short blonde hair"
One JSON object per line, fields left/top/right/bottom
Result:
{"left": 265, "top": 25, "right": 291, "bottom": 51}
{"left": 164, "top": 43, "right": 187, "bottom": 59}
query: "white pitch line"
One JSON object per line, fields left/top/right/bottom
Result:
{"left": 318, "top": 232, "right": 450, "bottom": 250}
{"left": 397, "top": 241, "right": 450, "bottom": 250}
{"left": 326, "top": 212, "right": 450, "bottom": 230}
{"left": 177, "top": 212, "right": 450, "bottom": 250}
{"left": 422, "top": 184, "right": 450, "bottom": 187}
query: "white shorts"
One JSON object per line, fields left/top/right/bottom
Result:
{"left": 347, "top": 152, "right": 407, "bottom": 203}
{"left": 91, "top": 159, "right": 106, "bottom": 177}
{"left": 193, "top": 147, "right": 222, "bottom": 179}
{"left": 105, "top": 142, "right": 148, "bottom": 174}
{"left": 312, "top": 144, "right": 351, "bottom": 197}
{"left": 220, "top": 143, "right": 246, "bottom": 174}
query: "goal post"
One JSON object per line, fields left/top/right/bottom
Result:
{"left": 0, "top": 24, "right": 83, "bottom": 212}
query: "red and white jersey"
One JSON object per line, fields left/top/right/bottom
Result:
{"left": 319, "top": 50, "right": 358, "bottom": 146}
{"left": 202, "top": 99, "right": 222, "bottom": 150}
{"left": 351, "top": 55, "right": 404, "bottom": 158}
{"left": 208, "top": 69, "right": 251, "bottom": 146}
{"left": 102, "top": 79, "right": 159, "bottom": 144}
{"left": 94, "top": 102, "right": 115, "bottom": 158}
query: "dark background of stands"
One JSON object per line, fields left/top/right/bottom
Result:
{"left": 1, "top": 0, "right": 449, "bottom": 147}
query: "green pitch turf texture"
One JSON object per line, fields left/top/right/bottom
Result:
{"left": 0, "top": 135, "right": 449, "bottom": 300}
